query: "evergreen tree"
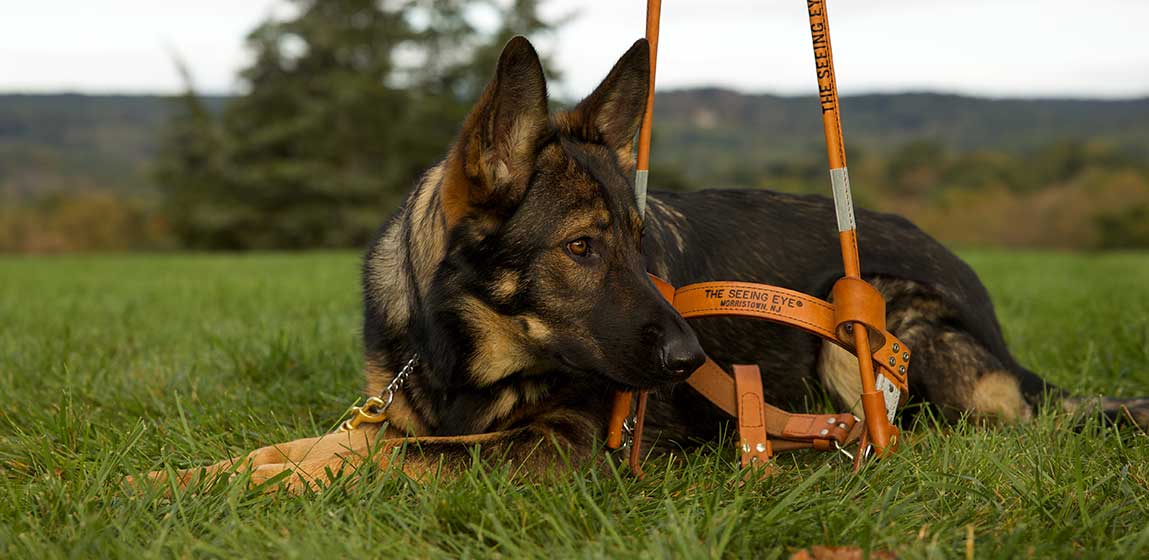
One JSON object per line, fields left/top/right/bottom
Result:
{"left": 154, "top": 61, "right": 236, "bottom": 248}
{"left": 157, "top": 0, "right": 559, "bottom": 249}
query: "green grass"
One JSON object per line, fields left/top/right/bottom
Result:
{"left": 2, "top": 251, "right": 1148, "bottom": 558}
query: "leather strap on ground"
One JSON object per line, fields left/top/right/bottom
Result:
{"left": 687, "top": 358, "right": 865, "bottom": 450}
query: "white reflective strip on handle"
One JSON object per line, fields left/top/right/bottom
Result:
{"left": 829, "top": 167, "right": 856, "bottom": 232}
{"left": 635, "top": 169, "right": 649, "bottom": 217}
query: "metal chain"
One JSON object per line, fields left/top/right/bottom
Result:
{"left": 336, "top": 355, "right": 418, "bottom": 433}
{"left": 381, "top": 355, "right": 418, "bottom": 409}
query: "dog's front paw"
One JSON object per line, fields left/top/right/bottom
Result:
{"left": 125, "top": 457, "right": 239, "bottom": 493}
{"left": 247, "top": 455, "right": 368, "bottom": 493}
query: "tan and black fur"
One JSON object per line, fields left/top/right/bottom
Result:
{"left": 145, "top": 37, "right": 1149, "bottom": 492}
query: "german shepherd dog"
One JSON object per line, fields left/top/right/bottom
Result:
{"left": 146, "top": 37, "right": 1149, "bottom": 492}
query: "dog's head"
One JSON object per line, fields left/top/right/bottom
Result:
{"left": 420, "top": 36, "right": 703, "bottom": 391}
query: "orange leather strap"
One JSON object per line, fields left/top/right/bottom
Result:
{"left": 733, "top": 365, "right": 772, "bottom": 468}
{"left": 628, "top": 390, "right": 648, "bottom": 478}
{"left": 687, "top": 358, "right": 864, "bottom": 449}
{"left": 606, "top": 391, "right": 632, "bottom": 449}
{"left": 672, "top": 280, "right": 909, "bottom": 391}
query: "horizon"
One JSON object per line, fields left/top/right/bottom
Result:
{"left": 3, "top": 87, "right": 1148, "bottom": 103}
{"left": 2, "top": 0, "right": 1147, "bottom": 100}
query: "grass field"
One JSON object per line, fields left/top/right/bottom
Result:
{"left": 2, "top": 251, "right": 1149, "bottom": 558}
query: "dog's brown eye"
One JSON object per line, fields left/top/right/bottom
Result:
{"left": 566, "top": 238, "right": 590, "bottom": 257}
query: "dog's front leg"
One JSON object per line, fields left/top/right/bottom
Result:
{"left": 135, "top": 412, "right": 598, "bottom": 494}
{"left": 135, "top": 424, "right": 399, "bottom": 491}
{"left": 248, "top": 414, "right": 598, "bottom": 493}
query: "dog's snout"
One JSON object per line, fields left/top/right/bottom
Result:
{"left": 659, "top": 329, "right": 705, "bottom": 379}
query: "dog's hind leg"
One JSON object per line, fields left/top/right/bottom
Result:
{"left": 818, "top": 277, "right": 1034, "bottom": 425}
{"left": 819, "top": 336, "right": 1032, "bottom": 425}
{"left": 818, "top": 276, "right": 1149, "bottom": 430}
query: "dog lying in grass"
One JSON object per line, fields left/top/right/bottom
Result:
{"left": 139, "top": 37, "right": 1149, "bottom": 493}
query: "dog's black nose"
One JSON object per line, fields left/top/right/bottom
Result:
{"left": 660, "top": 332, "right": 705, "bottom": 379}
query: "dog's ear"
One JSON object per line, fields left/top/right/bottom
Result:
{"left": 563, "top": 39, "right": 650, "bottom": 163}
{"left": 443, "top": 36, "right": 549, "bottom": 225}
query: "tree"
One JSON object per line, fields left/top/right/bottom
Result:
{"left": 155, "top": 60, "right": 236, "bottom": 248}
{"left": 157, "top": 0, "right": 560, "bottom": 249}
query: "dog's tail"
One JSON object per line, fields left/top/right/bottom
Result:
{"left": 1060, "top": 394, "right": 1149, "bottom": 428}
{"left": 1012, "top": 361, "right": 1149, "bottom": 429}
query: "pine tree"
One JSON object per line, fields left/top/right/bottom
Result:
{"left": 157, "top": 0, "right": 559, "bottom": 249}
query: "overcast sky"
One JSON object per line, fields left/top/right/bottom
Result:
{"left": 2, "top": 0, "right": 1147, "bottom": 99}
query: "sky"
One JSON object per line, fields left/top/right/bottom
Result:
{"left": 2, "top": 0, "right": 1147, "bottom": 99}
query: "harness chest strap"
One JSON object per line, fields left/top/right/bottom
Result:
{"left": 607, "top": 275, "right": 907, "bottom": 459}
{"left": 672, "top": 279, "right": 910, "bottom": 390}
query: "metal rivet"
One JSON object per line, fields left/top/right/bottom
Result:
{"left": 844, "top": 323, "right": 854, "bottom": 333}
{"left": 819, "top": 428, "right": 829, "bottom": 436}
{"left": 827, "top": 417, "right": 837, "bottom": 424}
{"left": 755, "top": 443, "right": 767, "bottom": 453}
{"left": 838, "top": 423, "right": 849, "bottom": 430}
{"left": 892, "top": 343, "right": 900, "bottom": 352}
{"left": 899, "top": 365, "right": 906, "bottom": 374}
{"left": 903, "top": 352, "right": 910, "bottom": 361}
{"left": 888, "top": 356, "right": 897, "bottom": 366}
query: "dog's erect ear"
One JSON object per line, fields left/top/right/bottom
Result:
{"left": 564, "top": 39, "right": 650, "bottom": 162}
{"left": 444, "top": 36, "right": 549, "bottom": 225}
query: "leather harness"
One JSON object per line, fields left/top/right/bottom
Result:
{"left": 605, "top": 275, "right": 910, "bottom": 474}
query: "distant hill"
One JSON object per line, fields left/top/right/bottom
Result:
{"left": 0, "top": 94, "right": 225, "bottom": 198}
{"left": 650, "top": 89, "right": 1149, "bottom": 185}
{"left": 1, "top": 90, "right": 1147, "bottom": 197}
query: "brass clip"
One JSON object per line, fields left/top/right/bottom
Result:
{"left": 337, "top": 396, "right": 388, "bottom": 433}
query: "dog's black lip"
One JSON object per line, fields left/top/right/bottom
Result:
{"left": 554, "top": 353, "right": 599, "bottom": 377}
{"left": 554, "top": 353, "right": 656, "bottom": 391}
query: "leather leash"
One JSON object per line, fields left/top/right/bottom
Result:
{"left": 609, "top": 0, "right": 910, "bottom": 476}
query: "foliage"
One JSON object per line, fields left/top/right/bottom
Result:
{"left": 156, "top": 0, "right": 559, "bottom": 249}
{"left": 725, "top": 137, "right": 1149, "bottom": 250}
{"left": 3, "top": 87, "right": 1149, "bottom": 250}
{"left": 1096, "top": 204, "right": 1149, "bottom": 250}
{"left": 2, "top": 251, "right": 1148, "bottom": 557}
{"left": 0, "top": 192, "right": 171, "bottom": 252}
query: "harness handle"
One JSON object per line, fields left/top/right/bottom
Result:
{"left": 607, "top": 0, "right": 663, "bottom": 477}
{"left": 805, "top": 0, "right": 900, "bottom": 457}
{"left": 634, "top": 0, "right": 661, "bottom": 218}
